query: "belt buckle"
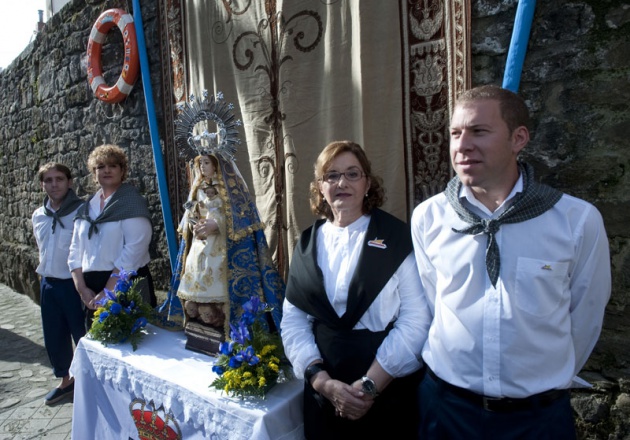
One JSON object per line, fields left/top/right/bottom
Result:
{"left": 482, "top": 396, "right": 504, "bottom": 412}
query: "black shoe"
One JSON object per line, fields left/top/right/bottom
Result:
{"left": 44, "top": 382, "right": 74, "bottom": 406}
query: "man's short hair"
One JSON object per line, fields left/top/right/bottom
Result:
{"left": 38, "top": 163, "right": 72, "bottom": 182}
{"left": 456, "top": 85, "right": 531, "bottom": 133}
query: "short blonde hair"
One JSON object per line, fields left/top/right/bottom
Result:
{"left": 87, "top": 144, "right": 129, "bottom": 183}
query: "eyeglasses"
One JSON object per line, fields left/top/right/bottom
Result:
{"left": 320, "top": 170, "right": 365, "bottom": 183}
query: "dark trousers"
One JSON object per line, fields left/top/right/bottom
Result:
{"left": 418, "top": 368, "right": 577, "bottom": 440}
{"left": 40, "top": 277, "right": 87, "bottom": 378}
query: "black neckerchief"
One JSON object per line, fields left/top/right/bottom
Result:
{"left": 74, "top": 183, "right": 152, "bottom": 238}
{"left": 43, "top": 188, "right": 84, "bottom": 233}
{"left": 445, "top": 162, "right": 562, "bottom": 287}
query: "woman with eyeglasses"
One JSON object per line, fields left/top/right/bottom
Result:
{"left": 281, "top": 140, "right": 431, "bottom": 439}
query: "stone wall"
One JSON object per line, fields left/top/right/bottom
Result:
{"left": 0, "top": 0, "right": 170, "bottom": 301}
{"left": 474, "top": 1, "right": 630, "bottom": 438}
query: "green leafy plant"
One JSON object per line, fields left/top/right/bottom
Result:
{"left": 89, "top": 269, "right": 154, "bottom": 351}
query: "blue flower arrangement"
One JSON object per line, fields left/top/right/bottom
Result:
{"left": 88, "top": 269, "right": 154, "bottom": 351}
{"left": 210, "top": 296, "right": 290, "bottom": 398}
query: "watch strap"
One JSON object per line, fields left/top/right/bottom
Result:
{"left": 304, "top": 363, "right": 326, "bottom": 385}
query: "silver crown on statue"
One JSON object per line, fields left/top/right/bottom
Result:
{"left": 174, "top": 90, "right": 243, "bottom": 162}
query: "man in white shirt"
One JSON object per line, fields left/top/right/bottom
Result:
{"left": 32, "top": 163, "right": 86, "bottom": 405}
{"left": 411, "top": 85, "right": 611, "bottom": 439}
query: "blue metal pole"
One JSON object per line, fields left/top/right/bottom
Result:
{"left": 502, "top": 0, "right": 537, "bottom": 92}
{"left": 132, "top": 0, "right": 178, "bottom": 273}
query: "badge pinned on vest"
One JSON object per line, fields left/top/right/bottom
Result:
{"left": 367, "top": 238, "right": 387, "bottom": 249}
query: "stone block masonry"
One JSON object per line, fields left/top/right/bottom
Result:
{"left": 0, "top": 0, "right": 171, "bottom": 303}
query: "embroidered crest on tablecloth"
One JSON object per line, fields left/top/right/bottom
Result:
{"left": 129, "top": 398, "right": 182, "bottom": 440}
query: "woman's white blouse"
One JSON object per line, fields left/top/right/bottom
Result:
{"left": 281, "top": 215, "right": 431, "bottom": 379}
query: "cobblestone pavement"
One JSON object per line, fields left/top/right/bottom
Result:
{"left": 0, "top": 284, "right": 73, "bottom": 440}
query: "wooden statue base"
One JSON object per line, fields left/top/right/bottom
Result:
{"left": 184, "top": 321, "right": 226, "bottom": 357}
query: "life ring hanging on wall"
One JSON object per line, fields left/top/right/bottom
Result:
{"left": 86, "top": 8, "right": 140, "bottom": 104}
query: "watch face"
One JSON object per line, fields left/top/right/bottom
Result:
{"left": 362, "top": 378, "right": 377, "bottom": 396}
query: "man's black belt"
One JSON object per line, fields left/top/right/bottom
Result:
{"left": 43, "top": 276, "right": 70, "bottom": 282}
{"left": 426, "top": 367, "right": 568, "bottom": 413}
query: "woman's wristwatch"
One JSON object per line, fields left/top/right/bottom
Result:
{"left": 304, "top": 362, "right": 326, "bottom": 385}
{"left": 361, "top": 376, "right": 379, "bottom": 398}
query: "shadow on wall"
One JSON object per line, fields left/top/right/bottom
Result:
{"left": 0, "top": 243, "right": 41, "bottom": 303}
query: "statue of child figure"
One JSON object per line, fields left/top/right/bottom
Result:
{"left": 177, "top": 154, "right": 229, "bottom": 333}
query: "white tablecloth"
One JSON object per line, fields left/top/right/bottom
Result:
{"left": 69, "top": 324, "right": 304, "bottom": 440}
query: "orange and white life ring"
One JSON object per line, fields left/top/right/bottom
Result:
{"left": 86, "top": 9, "right": 140, "bottom": 104}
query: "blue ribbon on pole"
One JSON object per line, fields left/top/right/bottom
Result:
{"left": 132, "top": 0, "right": 178, "bottom": 273}
{"left": 502, "top": 0, "right": 537, "bottom": 93}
